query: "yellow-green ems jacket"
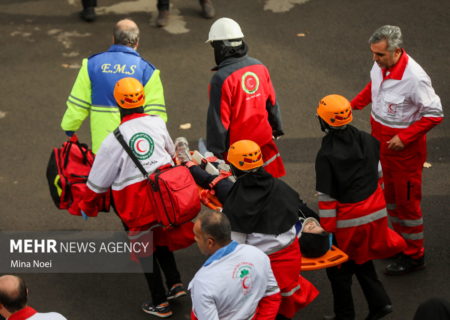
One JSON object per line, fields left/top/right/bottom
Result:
{"left": 61, "top": 44, "right": 166, "bottom": 154}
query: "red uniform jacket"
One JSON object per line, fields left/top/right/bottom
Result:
{"left": 206, "top": 55, "right": 283, "bottom": 159}
{"left": 319, "top": 184, "right": 406, "bottom": 265}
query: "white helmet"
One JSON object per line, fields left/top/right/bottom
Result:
{"left": 206, "top": 18, "right": 244, "bottom": 43}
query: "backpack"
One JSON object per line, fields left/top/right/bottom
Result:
{"left": 46, "top": 134, "right": 110, "bottom": 217}
{"left": 114, "top": 128, "right": 201, "bottom": 229}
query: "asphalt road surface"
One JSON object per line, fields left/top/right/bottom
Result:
{"left": 0, "top": 0, "right": 449, "bottom": 319}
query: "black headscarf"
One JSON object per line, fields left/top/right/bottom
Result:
{"left": 315, "top": 124, "right": 380, "bottom": 204}
{"left": 211, "top": 40, "right": 249, "bottom": 66}
{"left": 414, "top": 298, "right": 450, "bottom": 320}
{"left": 223, "top": 167, "right": 299, "bottom": 235}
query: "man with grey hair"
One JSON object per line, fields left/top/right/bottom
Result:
{"left": 351, "top": 25, "right": 443, "bottom": 276}
{"left": 61, "top": 19, "right": 167, "bottom": 155}
{"left": 189, "top": 210, "right": 282, "bottom": 320}
{"left": 0, "top": 275, "right": 66, "bottom": 320}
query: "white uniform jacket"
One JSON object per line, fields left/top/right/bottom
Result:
{"left": 351, "top": 50, "right": 443, "bottom": 170}
{"left": 189, "top": 241, "right": 280, "bottom": 320}
{"left": 79, "top": 114, "right": 175, "bottom": 227}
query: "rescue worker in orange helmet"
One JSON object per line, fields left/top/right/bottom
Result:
{"left": 175, "top": 138, "right": 319, "bottom": 320}
{"left": 79, "top": 78, "right": 194, "bottom": 318}
{"left": 315, "top": 95, "right": 407, "bottom": 320}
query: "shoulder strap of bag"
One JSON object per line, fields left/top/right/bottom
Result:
{"left": 114, "top": 128, "right": 148, "bottom": 178}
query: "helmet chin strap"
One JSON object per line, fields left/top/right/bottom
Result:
{"left": 318, "top": 117, "right": 329, "bottom": 134}
{"left": 318, "top": 116, "right": 346, "bottom": 134}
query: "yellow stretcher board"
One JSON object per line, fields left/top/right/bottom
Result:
{"left": 181, "top": 152, "right": 349, "bottom": 270}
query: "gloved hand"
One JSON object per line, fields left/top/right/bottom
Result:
{"left": 65, "top": 131, "right": 75, "bottom": 137}
{"left": 272, "top": 130, "right": 284, "bottom": 140}
{"left": 81, "top": 210, "right": 88, "bottom": 221}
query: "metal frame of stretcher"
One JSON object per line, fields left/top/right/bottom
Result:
{"left": 181, "top": 152, "right": 349, "bottom": 270}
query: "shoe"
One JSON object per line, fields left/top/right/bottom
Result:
{"left": 167, "top": 283, "right": 187, "bottom": 300}
{"left": 80, "top": 7, "right": 95, "bottom": 22}
{"left": 199, "top": 0, "right": 215, "bottom": 18}
{"left": 156, "top": 10, "right": 170, "bottom": 27}
{"left": 366, "top": 305, "right": 393, "bottom": 320}
{"left": 142, "top": 301, "right": 172, "bottom": 318}
{"left": 321, "top": 316, "right": 336, "bottom": 320}
{"left": 384, "top": 253, "right": 426, "bottom": 275}
{"left": 174, "top": 137, "right": 192, "bottom": 163}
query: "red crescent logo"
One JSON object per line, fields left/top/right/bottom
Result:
{"left": 243, "top": 277, "right": 250, "bottom": 289}
{"left": 136, "top": 140, "right": 147, "bottom": 153}
{"left": 246, "top": 77, "right": 254, "bottom": 89}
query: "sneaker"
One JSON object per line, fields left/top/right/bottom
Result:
{"left": 80, "top": 7, "right": 95, "bottom": 22}
{"left": 384, "top": 253, "right": 426, "bottom": 275}
{"left": 167, "top": 283, "right": 187, "bottom": 300}
{"left": 142, "top": 301, "right": 172, "bottom": 318}
{"left": 156, "top": 10, "right": 170, "bottom": 27}
{"left": 174, "top": 137, "right": 192, "bottom": 163}
{"left": 199, "top": 0, "right": 215, "bottom": 18}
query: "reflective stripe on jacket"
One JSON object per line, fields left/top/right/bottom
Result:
{"left": 319, "top": 184, "right": 406, "bottom": 264}
{"left": 351, "top": 50, "right": 443, "bottom": 171}
{"left": 61, "top": 45, "right": 166, "bottom": 154}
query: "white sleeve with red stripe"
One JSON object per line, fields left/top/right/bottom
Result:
{"left": 318, "top": 192, "right": 337, "bottom": 233}
{"left": 412, "top": 79, "right": 444, "bottom": 119}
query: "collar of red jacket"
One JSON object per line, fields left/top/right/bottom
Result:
{"left": 120, "top": 113, "right": 149, "bottom": 125}
{"left": 8, "top": 306, "right": 37, "bottom": 320}
{"left": 382, "top": 48, "right": 409, "bottom": 80}
{"left": 211, "top": 55, "right": 248, "bottom": 71}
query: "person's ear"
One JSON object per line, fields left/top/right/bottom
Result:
{"left": 207, "top": 238, "right": 214, "bottom": 249}
{"left": 394, "top": 47, "right": 401, "bottom": 58}
{"left": 112, "top": 36, "right": 115, "bottom": 44}
{"left": 135, "top": 42, "right": 139, "bottom": 50}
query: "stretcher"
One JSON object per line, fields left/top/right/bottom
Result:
{"left": 180, "top": 151, "right": 349, "bottom": 270}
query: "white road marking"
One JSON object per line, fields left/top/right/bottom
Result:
{"left": 96, "top": 0, "right": 155, "bottom": 15}
{"left": 149, "top": 5, "right": 189, "bottom": 34}
{"left": 97, "top": 0, "right": 189, "bottom": 34}
{"left": 0, "top": 111, "right": 6, "bottom": 119}
{"left": 264, "top": 0, "right": 311, "bottom": 13}
{"left": 11, "top": 31, "right": 31, "bottom": 37}
{"left": 47, "top": 30, "right": 91, "bottom": 49}
{"left": 63, "top": 52, "right": 80, "bottom": 57}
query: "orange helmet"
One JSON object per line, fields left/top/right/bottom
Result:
{"left": 114, "top": 78, "right": 145, "bottom": 109}
{"left": 317, "top": 95, "right": 353, "bottom": 127}
{"left": 227, "top": 140, "right": 263, "bottom": 171}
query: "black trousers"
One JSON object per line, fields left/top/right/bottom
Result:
{"left": 157, "top": 0, "right": 170, "bottom": 11}
{"left": 326, "top": 259, "right": 391, "bottom": 320}
{"left": 140, "top": 246, "right": 182, "bottom": 306}
{"left": 81, "top": 0, "right": 97, "bottom": 9}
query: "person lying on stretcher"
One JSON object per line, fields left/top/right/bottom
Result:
{"left": 175, "top": 137, "right": 322, "bottom": 319}
{"left": 174, "top": 137, "right": 330, "bottom": 259}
